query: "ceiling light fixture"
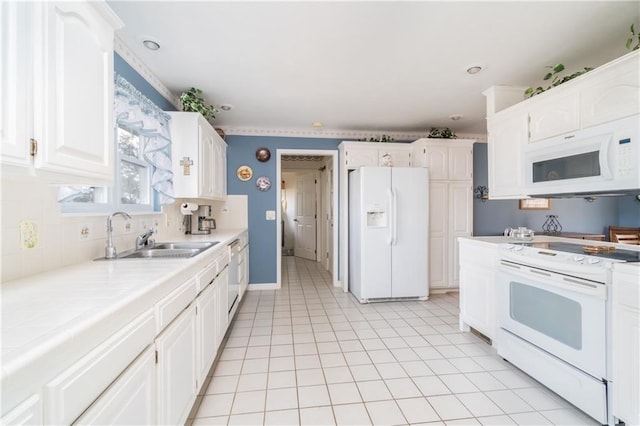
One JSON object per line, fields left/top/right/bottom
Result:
{"left": 466, "top": 65, "right": 482, "bottom": 74}
{"left": 219, "top": 104, "right": 233, "bottom": 111}
{"left": 142, "top": 40, "right": 160, "bottom": 51}
{"left": 450, "top": 114, "right": 463, "bottom": 121}
{"left": 312, "top": 121, "right": 324, "bottom": 128}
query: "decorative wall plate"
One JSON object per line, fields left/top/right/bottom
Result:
{"left": 236, "top": 165, "right": 253, "bottom": 181}
{"left": 256, "top": 176, "right": 272, "bottom": 191}
{"left": 256, "top": 147, "right": 271, "bottom": 162}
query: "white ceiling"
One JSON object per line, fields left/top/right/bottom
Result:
{"left": 109, "top": 1, "right": 639, "bottom": 138}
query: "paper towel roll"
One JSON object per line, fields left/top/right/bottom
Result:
{"left": 180, "top": 202, "right": 199, "bottom": 215}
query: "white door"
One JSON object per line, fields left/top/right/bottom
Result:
{"left": 390, "top": 168, "right": 429, "bottom": 298}
{"left": 294, "top": 172, "right": 317, "bottom": 260}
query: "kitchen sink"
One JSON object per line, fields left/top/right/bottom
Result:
{"left": 98, "top": 241, "right": 219, "bottom": 260}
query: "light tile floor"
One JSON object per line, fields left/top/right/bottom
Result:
{"left": 190, "top": 257, "right": 598, "bottom": 425}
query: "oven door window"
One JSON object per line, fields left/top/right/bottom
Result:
{"left": 510, "top": 282, "right": 582, "bottom": 349}
{"left": 532, "top": 150, "right": 601, "bottom": 182}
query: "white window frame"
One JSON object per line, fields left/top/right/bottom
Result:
{"left": 59, "top": 124, "right": 158, "bottom": 214}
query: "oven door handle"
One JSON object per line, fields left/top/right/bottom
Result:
{"left": 499, "top": 261, "right": 607, "bottom": 299}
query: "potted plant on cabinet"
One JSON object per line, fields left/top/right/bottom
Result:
{"left": 179, "top": 87, "right": 219, "bottom": 121}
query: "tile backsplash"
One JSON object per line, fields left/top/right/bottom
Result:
{"left": 1, "top": 179, "right": 247, "bottom": 282}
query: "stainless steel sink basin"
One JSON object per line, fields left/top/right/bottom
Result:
{"left": 98, "top": 241, "right": 220, "bottom": 260}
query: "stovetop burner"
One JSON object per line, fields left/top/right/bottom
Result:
{"left": 523, "top": 242, "right": 640, "bottom": 262}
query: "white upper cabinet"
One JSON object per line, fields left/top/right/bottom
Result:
{"left": 0, "top": 1, "right": 122, "bottom": 183}
{"left": 169, "top": 112, "right": 227, "bottom": 200}
{"left": 412, "top": 139, "right": 473, "bottom": 181}
{"left": 580, "top": 52, "right": 640, "bottom": 128}
{"left": 486, "top": 111, "right": 529, "bottom": 199}
{"left": 484, "top": 50, "right": 639, "bottom": 199}
{"left": 341, "top": 142, "right": 412, "bottom": 168}
{"left": 527, "top": 92, "right": 580, "bottom": 142}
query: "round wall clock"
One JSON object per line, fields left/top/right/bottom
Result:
{"left": 256, "top": 147, "right": 271, "bottom": 162}
{"left": 256, "top": 176, "right": 272, "bottom": 191}
{"left": 236, "top": 165, "right": 253, "bottom": 181}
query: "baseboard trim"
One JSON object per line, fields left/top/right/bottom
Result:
{"left": 247, "top": 282, "right": 279, "bottom": 291}
{"left": 429, "top": 288, "right": 460, "bottom": 295}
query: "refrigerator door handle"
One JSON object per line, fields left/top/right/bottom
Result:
{"left": 387, "top": 188, "right": 394, "bottom": 245}
{"left": 391, "top": 187, "right": 398, "bottom": 245}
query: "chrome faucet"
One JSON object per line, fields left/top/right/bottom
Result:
{"left": 105, "top": 211, "right": 132, "bottom": 259}
{"left": 136, "top": 228, "right": 156, "bottom": 250}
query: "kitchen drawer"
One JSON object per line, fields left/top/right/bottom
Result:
{"left": 196, "top": 261, "right": 217, "bottom": 293}
{"left": 155, "top": 277, "right": 197, "bottom": 333}
{"left": 1, "top": 394, "right": 41, "bottom": 425}
{"left": 43, "top": 310, "right": 155, "bottom": 425}
{"left": 216, "top": 250, "right": 230, "bottom": 269}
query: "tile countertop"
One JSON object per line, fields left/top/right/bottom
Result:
{"left": 0, "top": 228, "right": 246, "bottom": 390}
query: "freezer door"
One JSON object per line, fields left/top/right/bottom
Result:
{"left": 390, "top": 167, "right": 429, "bottom": 298}
{"left": 349, "top": 167, "right": 392, "bottom": 300}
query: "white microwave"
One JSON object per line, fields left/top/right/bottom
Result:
{"left": 524, "top": 114, "right": 639, "bottom": 197}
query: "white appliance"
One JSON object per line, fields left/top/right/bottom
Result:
{"left": 227, "top": 239, "right": 240, "bottom": 318}
{"left": 496, "top": 242, "right": 639, "bottom": 425}
{"left": 349, "top": 167, "right": 429, "bottom": 302}
{"left": 524, "top": 114, "right": 639, "bottom": 197}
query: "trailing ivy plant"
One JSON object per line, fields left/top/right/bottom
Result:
{"left": 627, "top": 23, "right": 640, "bottom": 51}
{"left": 427, "top": 127, "right": 457, "bottom": 139}
{"left": 524, "top": 64, "right": 593, "bottom": 98}
{"left": 179, "top": 87, "right": 219, "bottom": 121}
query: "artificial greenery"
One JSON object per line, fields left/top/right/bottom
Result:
{"left": 524, "top": 64, "right": 594, "bottom": 98}
{"left": 627, "top": 23, "right": 640, "bottom": 51}
{"left": 427, "top": 127, "right": 457, "bottom": 139}
{"left": 358, "top": 134, "right": 395, "bottom": 142}
{"left": 179, "top": 87, "right": 219, "bottom": 120}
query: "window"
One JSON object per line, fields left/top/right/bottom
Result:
{"left": 59, "top": 74, "right": 174, "bottom": 213}
{"left": 59, "top": 125, "right": 156, "bottom": 214}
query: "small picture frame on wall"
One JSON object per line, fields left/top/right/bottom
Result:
{"left": 519, "top": 198, "right": 552, "bottom": 210}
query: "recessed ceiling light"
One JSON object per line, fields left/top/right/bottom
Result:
{"left": 312, "top": 121, "right": 324, "bottom": 128}
{"left": 450, "top": 114, "right": 463, "bottom": 121}
{"left": 219, "top": 104, "right": 233, "bottom": 111}
{"left": 466, "top": 65, "right": 482, "bottom": 74}
{"left": 143, "top": 40, "right": 160, "bottom": 51}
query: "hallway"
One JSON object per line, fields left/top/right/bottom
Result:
{"left": 190, "top": 257, "right": 596, "bottom": 425}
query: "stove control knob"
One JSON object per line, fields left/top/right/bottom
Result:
{"left": 587, "top": 258, "right": 601, "bottom": 264}
{"left": 513, "top": 245, "right": 524, "bottom": 252}
{"left": 572, "top": 255, "right": 585, "bottom": 262}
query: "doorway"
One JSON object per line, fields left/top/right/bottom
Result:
{"left": 276, "top": 149, "right": 338, "bottom": 289}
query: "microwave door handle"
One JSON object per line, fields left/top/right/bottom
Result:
{"left": 599, "top": 134, "right": 614, "bottom": 179}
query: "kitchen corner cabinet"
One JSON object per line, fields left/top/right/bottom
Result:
{"left": 0, "top": 1, "right": 122, "bottom": 183}
{"left": 458, "top": 239, "right": 498, "bottom": 340}
{"left": 412, "top": 139, "right": 474, "bottom": 291}
{"left": 612, "top": 264, "right": 640, "bottom": 426}
{"left": 168, "top": 112, "right": 227, "bottom": 200}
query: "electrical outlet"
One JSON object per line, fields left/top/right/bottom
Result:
{"left": 266, "top": 210, "right": 276, "bottom": 220}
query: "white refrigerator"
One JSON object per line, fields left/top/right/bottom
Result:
{"left": 349, "top": 167, "right": 429, "bottom": 302}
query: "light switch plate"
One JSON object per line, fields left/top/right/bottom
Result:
{"left": 266, "top": 210, "right": 276, "bottom": 220}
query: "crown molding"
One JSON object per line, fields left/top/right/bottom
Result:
{"left": 219, "top": 126, "right": 487, "bottom": 142}
{"left": 114, "top": 37, "right": 181, "bottom": 109}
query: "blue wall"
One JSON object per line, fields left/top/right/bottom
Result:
{"left": 226, "top": 136, "right": 341, "bottom": 284}
{"left": 114, "top": 53, "right": 176, "bottom": 112}
{"left": 472, "top": 143, "right": 639, "bottom": 236}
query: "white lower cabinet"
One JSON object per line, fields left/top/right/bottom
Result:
{"left": 0, "top": 395, "right": 41, "bottom": 425}
{"left": 612, "top": 264, "right": 640, "bottom": 425}
{"left": 75, "top": 345, "right": 157, "bottom": 425}
{"left": 196, "top": 281, "right": 219, "bottom": 387}
{"left": 43, "top": 311, "right": 155, "bottom": 425}
{"left": 458, "top": 239, "right": 498, "bottom": 340}
{"left": 156, "top": 303, "right": 198, "bottom": 426}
